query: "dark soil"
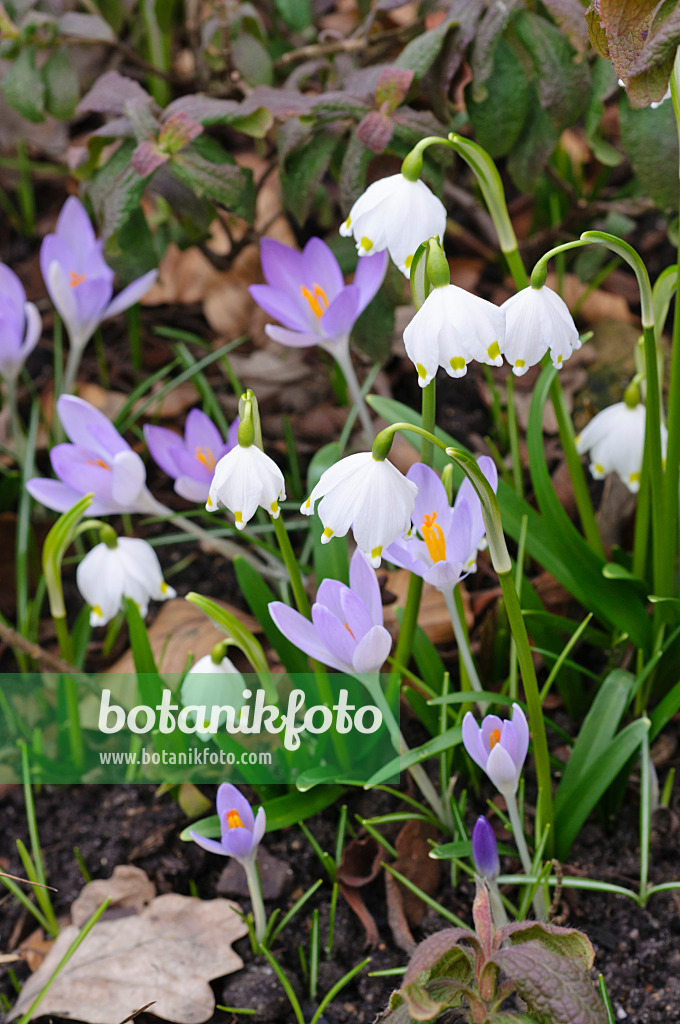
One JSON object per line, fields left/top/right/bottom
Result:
{"left": 1, "top": 766, "right": 679, "bottom": 1024}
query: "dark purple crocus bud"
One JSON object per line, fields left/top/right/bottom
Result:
{"left": 472, "top": 816, "right": 500, "bottom": 881}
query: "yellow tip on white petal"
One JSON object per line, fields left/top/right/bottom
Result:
{"left": 322, "top": 527, "right": 334, "bottom": 543}
{"left": 515, "top": 359, "right": 525, "bottom": 369}
{"left": 594, "top": 463, "right": 605, "bottom": 475}
{"left": 160, "top": 581, "right": 169, "bottom": 595}
{"left": 487, "top": 341, "right": 501, "bottom": 363}
{"left": 416, "top": 362, "right": 427, "bottom": 380}
{"left": 206, "top": 496, "right": 214, "bottom": 509}
{"left": 557, "top": 355, "right": 563, "bottom": 365}
{"left": 629, "top": 472, "right": 641, "bottom": 485}
{"left": 360, "top": 236, "right": 373, "bottom": 252}
{"left": 404, "top": 255, "right": 413, "bottom": 270}
{"left": 92, "top": 605, "right": 103, "bottom": 622}
{"left": 270, "top": 500, "right": 280, "bottom": 518}
{"left": 370, "top": 546, "right": 382, "bottom": 567}
{"left": 301, "top": 496, "right": 312, "bottom": 514}
{"left": 234, "top": 511, "right": 245, "bottom": 529}
{"left": 345, "top": 216, "right": 351, "bottom": 229}
{"left": 450, "top": 356, "right": 466, "bottom": 372}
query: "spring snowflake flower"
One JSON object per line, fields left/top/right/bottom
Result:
{"left": 462, "top": 703, "right": 529, "bottom": 799}
{"left": 575, "top": 400, "right": 667, "bottom": 493}
{"left": 180, "top": 652, "right": 246, "bottom": 741}
{"left": 301, "top": 451, "right": 417, "bottom": 567}
{"left": 76, "top": 535, "right": 175, "bottom": 626}
{"left": 340, "top": 173, "right": 447, "bottom": 277}
{"left": 269, "top": 549, "right": 392, "bottom": 675}
{"left": 501, "top": 285, "right": 580, "bottom": 375}
{"left": 403, "top": 284, "right": 505, "bottom": 386}
{"left": 206, "top": 443, "right": 285, "bottom": 528}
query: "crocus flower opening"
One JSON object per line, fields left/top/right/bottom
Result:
{"left": 189, "top": 784, "right": 266, "bottom": 865}
{"left": 180, "top": 653, "right": 246, "bottom": 742}
{"left": 249, "top": 237, "right": 387, "bottom": 357}
{"left": 0, "top": 264, "right": 41, "bottom": 384}
{"left": 301, "top": 451, "right": 418, "bottom": 567}
{"left": 462, "top": 703, "right": 529, "bottom": 798}
{"left": 145, "top": 409, "right": 239, "bottom": 504}
{"left": 76, "top": 535, "right": 175, "bottom": 626}
{"left": 40, "top": 196, "right": 157, "bottom": 386}
{"left": 472, "top": 816, "right": 500, "bottom": 881}
{"left": 269, "top": 549, "right": 392, "bottom": 674}
{"left": 384, "top": 458, "right": 498, "bottom": 590}
{"left": 403, "top": 284, "right": 505, "bottom": 386}
{"left": 500, "top": 285, "right": 580, "bottom": 375}
{"left": 575, "top": 400, "right": 667, "bottom": 494}
{"left": 340, "top": 173, "right": 447, "bottom": 276}
{"left": 27, "top": 395, "right": 159, "bottom": 516}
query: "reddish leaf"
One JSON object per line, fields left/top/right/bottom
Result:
{"left": 159, "top": 112, "right": 203, "bottom": 153}
{"left": 356, "top": 110, "right": 394, "bottom": 153}
{"left": 131, "top": 140, "right": 169, "bottom": 177}
{"left": 375, "top": 67, "right": 414, "bottom": 113}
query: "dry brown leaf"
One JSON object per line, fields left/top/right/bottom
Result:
{"left": 9, "top": 893, "right": 248, "bottom": 1024}
{"left": 107, "top": 598, "right": 260, "bottom": 674}
{"left": 17, "top": 927, "right": 54, "bottom": 973}
{"left": 337, "top": 835, "right": 384, "bottom": 948}
{"left": 71, "top": 865, "right": 155, "bottom": 928}
{"left": 391, "top": 821, "right": 441, "bottom": 927}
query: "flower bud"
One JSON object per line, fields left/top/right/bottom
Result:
{"left": 472, "top": 816, "right": 500, "bottom": 881}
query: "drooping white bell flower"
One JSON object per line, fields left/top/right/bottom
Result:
{"left": 301, "top": 451, "right": 418, "bottom": 567}
{"left": 403, "top": 283, "right": 505, "bottom": 387}
{"left": 575, "top": 400, "right": 667, "bottom": 493}
{"left": 501, "top": 285, "right": 581, "bottom": 376}
{"left": 206, "top": 443, "right": 286, "bottom": 528}
{"left": 340, "top": 173, "right": 447, "bottom": 277}
{"left": 180, "top": 652, "right": 246, "bottom": 741}
{"left": 76, "top": 535, "right": 175, "bottom": 626}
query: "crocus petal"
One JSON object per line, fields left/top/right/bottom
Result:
{"left": 57, "top": 395, "right": 130, "bottom": 456}
{"left": 259, "top": 237, "right": 305, "bottom": 296}
{"left": 47, "top": 261, "right": 81, "bottom": 342}
{"left": 423, "top": 559, "right": 466, "bottom": 590}
{"left": 319, "top": 285, "right": 360, "bottom": 339}
{"left": 252, "top": 806, "right": 266, "bottom": 846}
{"left": 19, "top": 302, "right": 42, "bottom": 362}
{"left": 249, "top": 284, "right": 311, "bottom": 332}
{"left": 111, "top": 450, "right": 147, "bottom": 507}
{"left": 175, "top": 475, "right": 211, "bottom": 503}
{"left": 340, "top": 587, "right": 374, "bottom": 642}
{"left": 264, "top": 324, "right": 323, "bottom": 348}
{"left": 348, "top": 548, "right": 383, "bottom": 626}
{"left": 352, "top": 624, "right": 391, "bottom": 674}
{"left": 315, "top": 578, "right": 347, "bottom": 621}
{"left": 55, "top": 195, "right": 99, "bottom": 254}
{"left": 312, "top": 603, "right": 355, "bottom": 669}
{"left": 0, "top": 263, "right": 27, "bottom": 312}
{"left": 217, "top": 783, "right": 255, "bottom": 833}
{"left": 104, "top": 269, "right": 158, "bottom": 319}
{"left": 409, "top": 463, "right": 454, "bottom": 537}
{"left": 27, "top": 477, "right": 97, "bottom": 513}
{"left": 486, "top": 743, "right": 520, "bottom": 794}
{"left": 462, "top": 712, "right": 488, "bottom": 770}
{"left": 189, "top": 831, "right": 231, "bottom": 857}
{"left": 223, "top": 828, "right": 257, "bottom": 860}
{"left": 353, "top": 250, "right": 388, "bottom": 314}
{"left": 510, "top": 703, "right": 529, "bottom": 767}
{"left": 301, "top": 237, "right": 345, "bottom": 303}
{"left": 144, "top": 424, "right": 185, "bottom": 478}
{"left": 268, "top": 602, "right": 348, "bottom": 673}
{"left": 184, "top": 407, "right": 224, "bottom": 458}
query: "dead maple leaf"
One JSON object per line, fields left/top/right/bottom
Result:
{"left": 71, "top": 865, "right": 155, "bottom": 927}
{"left": 9, "top": 892, "right": 248, "bottom": 1024}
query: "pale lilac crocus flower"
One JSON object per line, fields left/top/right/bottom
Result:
{"left": 269, "top": 548, "right": 391, "bottom": 675}
{"left": 27, "top": 395, "right": 161, "bottom": 516}
{"left": 145, "top": 409, "right": 239, "bottom": 503}
{"left": 249, "top": 237, "right": 387, "bottom": 439}
{"left": 462, "top": 703, "right": 529, "bottom": 800}
{"left": 40, "top": 196, "right": 157, "bottom": 392}
{"left": 0, "top": 264, "right": 41, "bottom": 386}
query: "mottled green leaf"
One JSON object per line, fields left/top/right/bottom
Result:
{"left": 375, "top": 66, "right": 414, "bottom": 113}
{"left": 86, "top": 139, "right": 146, "bottom": 238}
{"left": 506, "top": 86, "right": 558, "bottom": 191}
{"left": 467, "top": 37, "right": 529, "bottom": 157}
{"left": 619, "top": 93, "right": 679, "bottom": 210}
{"left": 493, "top": 942, "right": 608, "bottom": 1024}
{"left": 502, "top": 920, "right": 596, "bottom": 971}
{"left": 43, "top": 46, "right": 79, "bottom": 120}
{"left": 514, "top": 10, "right": 590, "bottom": 128}
{"left": 279, "top": 130, "right": 338, "bottom": 225}
{"left": 339, "top": 128, "right": 374, "bottom": 211}
{"left": 171, "top": 136, "right": 256, "bottom": 221}
{"left": 2, "top": 45, "right": 44, "bottom": 122}
{"left": 600, "top": 0, "right": 657, "bottom": 38}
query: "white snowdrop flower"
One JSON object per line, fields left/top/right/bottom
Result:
{"left": 76, "top": 536, "right": 175, "bottom": 626}
{"left": 575, "top": 401, "right": 667, "bottom": 493}
{"left": 301, "top": 451, "right": 418, "bottom": 567}
{"left": 206, "top": 444, "right": 286, "bottom": 529}
{"left": 501, "top": 285, "right": 581, "bottom": 376}
{"left": 403, "top": 283, "right": 505, "bottom": 387}
{"left": 180, "top": 654, "right": 246, "bottom": 742}
{"left": 340, "top": 173, "right": 447, "bottom": 277}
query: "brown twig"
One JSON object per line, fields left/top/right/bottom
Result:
{"left": 0, "top": 621, "right": 81, "bottom": 674}
{"left": 273, "top": 22, "right": 421, "bottom": 69}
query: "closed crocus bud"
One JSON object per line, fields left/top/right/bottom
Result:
{"left": 472, "top": 816, "right": 500, "bottom": 881}
{"left": 501, "top": 285, "right": 580, "bottom": 376}
{"left": 76, "top": 532, "right": 175, "bottom": 626}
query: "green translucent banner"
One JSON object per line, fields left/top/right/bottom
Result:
{"left": 0, "top": 672, "right": 399, "bottom": 786}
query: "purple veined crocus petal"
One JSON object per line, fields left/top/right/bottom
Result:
{"left": 409, "top": 463, "right": 454, "bottom": 537}
{"left": 315, "top": 578, "right": 347, "bottom": 621}
{"left": 144, "top": 424, "right": 185, "bottom": 479}
{"left": 173, "top": 445, "right": 211, "bottom": 483}
{"left": 264, "top": 324, "right": 323, "bottom": 348}
{"left": 252, "top": 806, "right": 266, "bottom": 846}
{"left": 27, "top": 477, "right": 99, "bottom": 513}
{"left": 71, "top": 277, "right": 114, "bottom": 336}
{"left": 184, "top": 408, "right": 224, "bottom": 459}
{"left": 480, "top": 714, "right": 505, "bottom": 754}
{"left": 259, "top": 237, "right": 306, "bottom": 297}
{"left": 462, "top": 712, "right": 489, "bottom": 770}
{"left": 486, "top": 743, "right": 520, "bottom": 792}
{"left": 40, "top": 235, "right": 78, "bottom": 291}
{"left": 189, "top": 831, "right": 230, "bottom": 857}
{"left": 383, "top": 537, "right": 426, "bottom": 577}
{"left": 348, "top": 549, "right": 383, "bottom": 626}
{"left": 311, "top": 603, "right": 355, "bottom": 669}
{"left": 301, "top": 237, "right": 344, "bottom": 304}
{"left": 269, "top": 601, "right": 348, "bottom": 673}
{"left": 19, "top": 303, "right": 42, "bottom": 362}
{"left": 352, "top": 624, "right": 392, "bottom": 674}
{"left": 319, "top": 285, "right": 360, "bottom": 339}
{"left": 340, "top": 587, "right": 374, "bottom": 642}
{"left": 111, "top": 450, "right": 147, "bottom": 507}
{"left": 50, "top": 444, "right": 116, "bottom": 501}
{"left": 500, "top": 718, "right": 520, "bottom": 763}
{"left": 217, "top": 783, "right": 255, "bottom": 833}
{"left": 0, "top": 264, "right": 26, "bottom": 312}
{"left": 443, "top": 501, "right": 474, "bottom": 566}
{"left": 174, "top": 475, "right": 211, "bottom": 503}
{"left": 249, "top": 284, "right": 311, "bottom": 332}
{"left": 510, "top": 703, "right": 529, "bottom": 766}
{"left": 104, "top": 269, "right": 158, "bottom": 320}
{"left": 55, "top": 196, "right": 99, "bottom": 255}
{"left": 47, "top": 261, "right": 80, "bottom": 337}
{"left": 223, "top": 828, "right": 257, "bottom": 860}
{"left": 57, "top": 395, "right": 130, "bottom": 457}
{"left": 423, "top": 559, "right": 467, "bottom": 591}
{"left": 353, "top": 249, "right": 388, "bottom": 314}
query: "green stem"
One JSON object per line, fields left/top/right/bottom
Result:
{"left": 632, "top": 456, "right": 652, "bottom": 581}
{"left": 272, "top": 513, "right": 310, "bottom": 616}
{"left": 504, "top": 247, "right": 529, "bottom": 290}
{"left": 641, "top": 324, "right": 667, "bottom": 596}
{"left": 505, "top": 790, "right": 546, "bottom": 921}
{"left": 335, "top": 344, "right": 374, "bottom": 446}
{"left": 54, "top": 613, "right": 74, "bottom": 665}
{"left": 505, "top": 373, "right": 524, "bottom": 497}
{"left": 243, "top": 856, "right": 267, "bottom": 945}
{"left": 443, "top": 587, "right": 483, "bottom": 696}
{"left": 662, "top": 210, "right": 680, "bottom": 591}
{"left": 62, "top": 674, "right": 84, "bottom": 772}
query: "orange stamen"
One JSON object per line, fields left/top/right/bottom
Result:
{"left": 489, "top": 729, "right": 501, "bottom": 750}
{"left": 86, "top": 458, "right": 111, "bottom": 471}
{"left": 300, "top": 283, "right": 329, "bottom": 319}
{"left": 195, "top": 446, "right": 216, "bottom": 472}
{"left": 344, "top": 622, "right": 356, "bottom": 640}
{"left": 69, "top": 271, "right": 87, "bottom": 288}
{"left": 227, "top": 809, "right": 244, "bottom": 829}
{"left": 422, "top": 511, "right": 446, "bottom": 562}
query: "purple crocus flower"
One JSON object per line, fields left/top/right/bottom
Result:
{"left": 0, "top": 264, "right": 41, "bottom": 384}
{"left": 472, "top": 816, "right": 500, "bottom": 881}
{"left": 40, "top": 197, "right": 157, "bottom": 389}
{"left": 144, "top": 409, "right": 239, "bottom": 503}
{"left": 189, "top": 783, "right": 266, "bottom": 865}
{"left": 27, "top": 394, "right": 160, "bottom": 516}
{"left": 269, "top": 548, "right": 391, "bottom": 675}
{"left": 462, "top": 703, "right": 529, "bottom": 798}
{"left": 384, "top": 457, "right": 498, "bottom": 591}
{"left": 249, "top": 236, "right": 388, "bottom": 356}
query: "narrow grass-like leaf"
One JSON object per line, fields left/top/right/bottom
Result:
{"left": 234, "top": 557, "right": 308, "bottom": 673}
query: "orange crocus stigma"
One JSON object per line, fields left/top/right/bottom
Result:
{"left": 344, "top": 622, "right": 356, "bottom": 640}
{"left": 422, "top": 511, "right": 446, "bottom": 562}
{"left": 86, "top": 458, "right": 111, "bottom": 471}
{"left": 300, "top": 283, "right": 329, "bottom": 319}
{"left": 195, "top": 446, "right": 216, "bottom": 472}
{"left": 227, "top": 809, "right": 245, "bottom": 829}
{"left": 69, "top": 271, "right": 87, "bottom": 288}
{"left": 489, "top": 728, "right": 501, "bottom": 750}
